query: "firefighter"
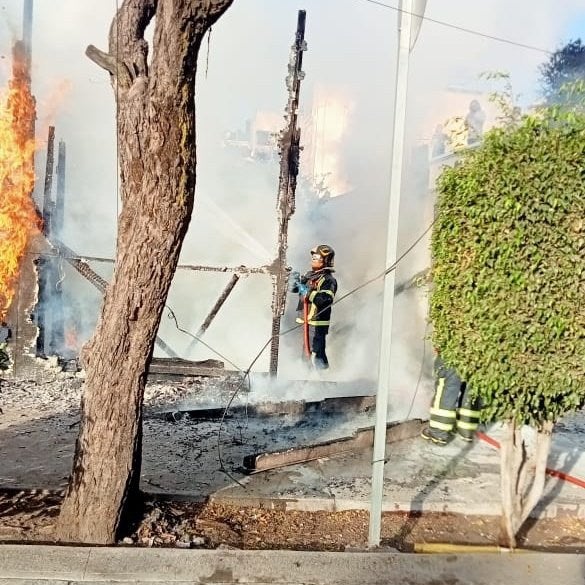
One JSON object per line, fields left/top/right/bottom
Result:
{"left": 0, "top": 321, "right": 12, "bottom": 371}
{"left": 421, "top": 353, "right": 481, "bottom": 445}
{"left": 290, "top": 244, "right": 337, "bottom": 369}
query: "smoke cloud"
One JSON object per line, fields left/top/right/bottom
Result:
{"left": 1, "top": 0, "right": 583, "bottom": 414}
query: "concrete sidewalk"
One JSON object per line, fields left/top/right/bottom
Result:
{"left": 0, "top": 545, "right": 584, "bottom": 585}
{"left": 210, "top": 415, "right": 585, "bottom": 518}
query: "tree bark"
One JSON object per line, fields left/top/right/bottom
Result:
{"left": 499, "top": 420, "right": 554, "bottom": 549}
{"left": 56, "top": 0, "right": 233, "bottom": 544}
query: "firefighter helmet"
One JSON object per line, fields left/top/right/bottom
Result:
{"left": 310, "top": 244, "right": 335, "bottom": 268}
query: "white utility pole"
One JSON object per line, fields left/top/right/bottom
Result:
{"left": 368, "top": 0, "right": 427, "bottom": 548}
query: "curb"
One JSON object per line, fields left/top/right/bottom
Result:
{"left": 3, "top": 487, "right": 584, "bottom": 520}
{"left": 208, "top": 493, "right": 585, "bottom": 519}
{"left": 0, "top": 545, "right": 584, "bottom": 585}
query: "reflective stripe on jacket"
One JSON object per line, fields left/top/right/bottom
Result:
{"left": 295, "top": 270, "right": 337, "bottom": 328}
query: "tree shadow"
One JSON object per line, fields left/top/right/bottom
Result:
{"left": 382, "top": 438, "right": 475, "bottom": 550}
{"left": 0, "top": 489, "right": 61, "bottom": 521}
{"left": 516, "top": 433, "right": 584, "bottom": 548}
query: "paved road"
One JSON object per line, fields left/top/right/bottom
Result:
{"left": 1, "top": 545, "right": 584, "bottom": 584}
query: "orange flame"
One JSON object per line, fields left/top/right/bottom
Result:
{"left": 0, "top": 43, "right": 39, "bottom": 320}
{"left": 64, "top": 326, "right": 79, "bottom": 352}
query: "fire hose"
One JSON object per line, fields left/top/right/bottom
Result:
{"left": 302, "top": 297, "right": 311, "bottom": 358}
{"left": 477, "top": 431, "right": 585, "bottom": 490}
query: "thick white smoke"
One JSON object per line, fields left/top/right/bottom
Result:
{"left": 1, "top": 0, "right": 583, "bottom": 412}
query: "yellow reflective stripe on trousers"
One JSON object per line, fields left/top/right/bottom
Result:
{"left": 458, "top": 407, "right": 480, "bottom": 418}
{"left": 433, "top": 378, "right": 445, "bottom": 410}
{"left": 429, "top": 406, "right": 456, "bottom": 419}
{"left": 456, "top": 420, "right": 479, "bottom": 431}
{"left": 429, "top": 419, "right": 454, "bottom": 432}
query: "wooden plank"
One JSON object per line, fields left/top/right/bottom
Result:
{"left": 157, "top": 394, "right": 376, "bottom": 420}
{"left": 148, "top": 357, "right": 225, "bottom": 377}
{"left": 243, "top": 419, "right": 424, "bottom": 473}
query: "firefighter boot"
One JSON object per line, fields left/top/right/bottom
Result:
{"left": 311, "top": 352, "right": 329, "bottom": 370}
{"left": 421, "top": 426, "right": 451, "bottom": 446}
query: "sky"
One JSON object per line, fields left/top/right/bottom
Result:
{"left": 1, "top": 0, "right": 584, "bottom": 410}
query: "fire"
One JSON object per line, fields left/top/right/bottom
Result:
{"left": 306, "top": 85, "right": 353, "bottom": 198}
{"left": 0, "top": 43, "right": 39, "bottom": 320}
{"left": 64, "top": 325, "right": 79, "bottom": 353}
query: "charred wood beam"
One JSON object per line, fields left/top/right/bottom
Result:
{"left": 22, "top": 0, "right": 33, "bottom": 73}
{"left": 40, "top": 252, "right": 271, "bottom": 275}
{"left": 148, "top": 356, "right": 225, "bottom": 379}
{"left": 159, "top": 394, "right": 376, "bottom": 421}
{"left": 54, "top": 239, "right": 109, "bottom": 292}
{"left": 51, "top": 142, "right": 65, "bottom": 358}
{"left": 50, "top": 238, "right": 179, "bottom": 358}
{"left": 185, "top": 274, "right": 240, "bottom": 355}
{"left": 197, "top": 274, "right": 240, "bottom": 335}
{"left": 269, "top": 10, "right": 307, "bottom": 377}
{"left": 152, "top": 336, "right": 179, "bottom": 359}
{"left": 177, "top": 264, "right": 268, "bottom": 275}
{"left": 37, "top": 126, "right": 57, "bottom": 356}
{"left": 54, "top": 140, "right": 66, "bottom": 239}
{"left": 42, "top": 126, "right": 55, "bottom": 236}
{"left": 243, "top": 418, "right": 425, "bottom": 474}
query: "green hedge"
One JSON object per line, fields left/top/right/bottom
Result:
{"left": 430, "top": 106, "right": 585, "bottom": 427}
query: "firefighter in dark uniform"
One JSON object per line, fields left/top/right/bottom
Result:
{"left": 421, "top": 353, "right": 481, "bottom": 444}
{"left": 0, "top": 321, "right": 12, "bottom": 371}
{"left": 291, "top": 244, "right": 337, "bottom": 369}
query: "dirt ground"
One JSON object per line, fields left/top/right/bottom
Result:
{"left": 0, "top": 490, "right": 584, "bottom": 552}
{"left": 1, "top": 373, "right": 585, "bottom": 553}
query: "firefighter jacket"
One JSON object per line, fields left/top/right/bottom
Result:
{"left": 294, "top": 269, "right": 337, "bottom": 332}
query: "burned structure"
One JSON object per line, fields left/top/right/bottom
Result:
{"left": 2, "top": 6, "right": 308, "bottom": 380}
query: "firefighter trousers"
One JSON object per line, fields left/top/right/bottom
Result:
{"left": 429, "top": 356, "right": 481, "bottom": 440}
{"left": 310, "top": 327, "right": 329, "bottom": 369}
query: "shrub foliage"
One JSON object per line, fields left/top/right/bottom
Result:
{"left": 430, "top": 104, "right": 585, "bottom": 427}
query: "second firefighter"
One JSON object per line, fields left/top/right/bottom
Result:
{"left": 421, "top": 354, "right": 482, "bottom": 445}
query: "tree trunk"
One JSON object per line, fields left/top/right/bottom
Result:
{"left": 56, "top": 0, "right": 233, "bottom": 544}
{"left": 499, "top": 420, "right": 553, "bottom": 549}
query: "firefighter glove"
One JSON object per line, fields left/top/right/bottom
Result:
{"left": 290, "top": 271, "right": 301, "bottom": 291}
{"left": 298, "top": 283, "right": 309, "bottom": 297}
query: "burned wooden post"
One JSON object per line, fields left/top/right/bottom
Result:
{"left": 51, "top": 140, "right": 66, "bottom": 353}
{"left": 54, "top": 141, "right": 66, "bottom": 238}
{"left": 269, "top": 10, "right": 307, "bottom": 377}
{"left": 198, "top": 273, "right": 240, "bottom": 336}
{"left": 36, "top": 125, "right": 56, "bottom": 356}
{"left": 22, "top": 0, "right": 33, "bottom": 72}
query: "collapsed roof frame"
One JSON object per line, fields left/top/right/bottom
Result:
{"left": 35, "top": 10, "right": 308, "bottom": 377}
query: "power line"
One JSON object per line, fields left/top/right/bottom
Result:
{"left": 359, "top": 0, "right": 553, "bottom": 55}
{"left": 204, "top": 219, "right": 436, "bottom": 483}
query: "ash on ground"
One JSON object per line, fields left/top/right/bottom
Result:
{"left": 0, "top": 371, "right": 374, "bottom": 497}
